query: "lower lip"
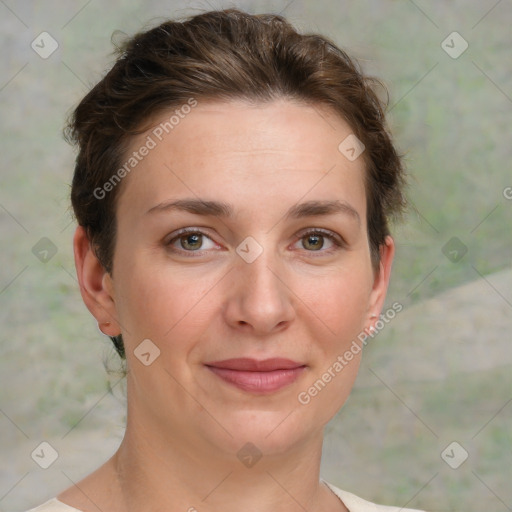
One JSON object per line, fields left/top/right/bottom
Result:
{"left": 206, "top": 366, "right": 306, "bottom": 393}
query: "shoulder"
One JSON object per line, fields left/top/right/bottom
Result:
{"left": 24, "top": 498, "right": 83, "bottom": 512}
{"left": 322, "top": 480, "right": 427, "bottom": 512}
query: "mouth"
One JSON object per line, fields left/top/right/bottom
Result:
{"left": 204, "top": 358, "right": 307, "bottom": 394}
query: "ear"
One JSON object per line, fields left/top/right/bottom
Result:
{"left": 365, "top": 235, "right": 395, "bottom": 330}
{"left": 73, "top": 225, "right": 121, "bottom": 336}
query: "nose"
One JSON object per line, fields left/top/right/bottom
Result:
{"left": 223, "top": 243, "right": 296, "bottom": 336}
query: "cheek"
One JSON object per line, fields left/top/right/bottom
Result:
{"left": 113, "top": 256, "right": 217, "bottom": 347}
{"left": 295, "top": 272, "right": 368, "bottom": 422}
{"left": 295, "top": 265, "right": 372, "bottom": 344}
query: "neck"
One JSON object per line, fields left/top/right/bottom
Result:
{"left": 108, "top": 400, "right": 343, "bottom": 512}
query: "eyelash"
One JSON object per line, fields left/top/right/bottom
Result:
{"left": 165, "top": 227, "right": 345, "bottom": 257}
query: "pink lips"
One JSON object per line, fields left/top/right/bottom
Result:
{"left": 205, "top": 358, "right": 306, "bottom": 393}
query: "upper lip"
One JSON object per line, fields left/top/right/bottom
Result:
{"left": 205, "top": 358, "right": 305, "bottom": 372}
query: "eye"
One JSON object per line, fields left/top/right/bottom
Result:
{"left": 165, "top": 227, "right": 345, "bottom": 257}
{"left": 166, "top": 228, "right": 218, "bottom": 255}
{"left": 294, "top": 229, "right": 345, "bottom": 255}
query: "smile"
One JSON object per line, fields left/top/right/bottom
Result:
{"left": 204, "top": 358, "right": 307, "bottom": 393}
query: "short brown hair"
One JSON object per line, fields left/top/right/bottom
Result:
{"left": 65, "top": 8, "right": 406, "bottom": 359}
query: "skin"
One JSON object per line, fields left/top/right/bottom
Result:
{"left": 63, "top": 98, "right": 394, "bottom": 512}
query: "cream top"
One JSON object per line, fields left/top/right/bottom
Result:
{"left": 25, "top": 480, "right": 426, "bottom": 511}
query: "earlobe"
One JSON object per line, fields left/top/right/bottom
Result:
{"left": 73, "top": 226, "right": 121, "bottom": 336}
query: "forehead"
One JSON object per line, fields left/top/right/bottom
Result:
{"left": 115, "top": 99, "right": 367, "bottom": 223}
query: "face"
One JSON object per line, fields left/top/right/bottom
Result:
{"left": 77, "top": 98, "right": 394, "bottom": 459}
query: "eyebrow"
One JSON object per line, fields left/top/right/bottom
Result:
{"left": 146, "top": 198, "right": 360, "bottom": 224}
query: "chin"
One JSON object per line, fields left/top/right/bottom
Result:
{"left": 208, "top": 404, "right": 325, "bottom": 459}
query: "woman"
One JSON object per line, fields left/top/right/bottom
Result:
{"left": 27, "top": 8, "right": 425, "bottom": 512}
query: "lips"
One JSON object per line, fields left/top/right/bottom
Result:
{"left": 205, "top": 358, "right": 306, "bottom": 393}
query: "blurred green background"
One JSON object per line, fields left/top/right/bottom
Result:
{"left": 1, "top": 1, "right": 511, "bottom": 511}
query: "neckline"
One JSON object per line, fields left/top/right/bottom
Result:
{"left": 49, "top": 497, "right": 84, "bottom": 511}
{"left": 320, "top": 479, "right": 351, "bottom": 511}
{"left": 50, "top": 482, "right": 349, "bottom": 512}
